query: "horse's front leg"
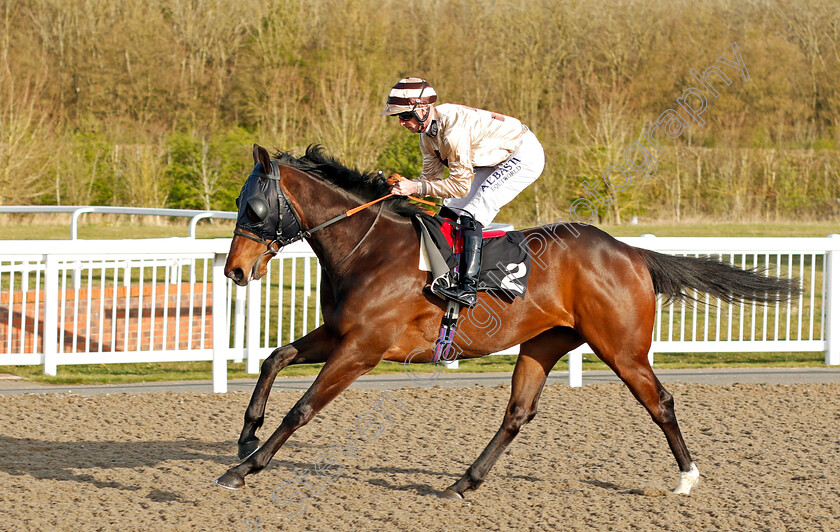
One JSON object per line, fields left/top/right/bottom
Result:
{"left": 217, "top": 335, "right": 385, "bottom": 489}
{"left": 237, "top": 325, "right": 337, "bottom": 459}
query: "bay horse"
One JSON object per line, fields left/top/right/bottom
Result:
{"left": 215, "top": 144, "right": 798, "bottom": 498}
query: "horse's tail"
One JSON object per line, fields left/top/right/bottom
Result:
{"left": 635, "top": 248, "right": 801, "bottom": 305}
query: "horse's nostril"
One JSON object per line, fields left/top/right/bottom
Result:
{"left": 227, "top": 268, "right": 244, "bottom": 283}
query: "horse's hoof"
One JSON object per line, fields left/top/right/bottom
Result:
{"left": 439, "top": 488, "right": 464, "bottom": 500}
{"left": 215, "top": 470, "right": 246, "bottom": 490}
{"left": 672, "top": 462, "right": 700, "bottom": 495}
{"left": 238, "top": 439, "right": 260, "bottom": 460}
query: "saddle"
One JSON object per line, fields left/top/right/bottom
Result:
{"left": 413, "top": 214, "right": 531, "bottom": 301}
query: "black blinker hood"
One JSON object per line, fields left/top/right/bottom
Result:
{"left": 235, "top": 160, "right": 303, "bottom": 246}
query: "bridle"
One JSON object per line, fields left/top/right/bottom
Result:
{"left": 234, "top": 203, "right": 386, "bottom": 268}
{"left": 234, "top": 163, "right": 404, "bottom": 267}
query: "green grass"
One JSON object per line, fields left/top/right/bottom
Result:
{"left": 1, "top": 219, "right": 839, "bottom": 240}
{"left": 598, "top": 221, "right": 840, "bottom": 238}
{"left": 0, "top": 351, "right": 828, "bottom": 385}
{"left": 0, "top": 219, "right": 236, "bottom": 240}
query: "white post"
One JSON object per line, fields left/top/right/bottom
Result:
{"left": 70, "top": 207, "right": 94, "bottom": 240}
{"left": 568, "top": 346, "right": 583, "bottom": 388}
{"left": 648, "top": 330, "right": 655, "bottom": 366}
{"left": 232, "top": 284, "right": 246, "bottom": 363}
{"left": 212, "top": 253, "right": 228, "bottom": 392}
{"left": 188, "top": 213, "right": 213, "bottom": 238}
{"left": 825, "top": 235, "right": 840, "bottom": 365}
{"left": 245, "top": 278, "right": 262, "bottom": 374}
{"left": 43, "top": 254, "right": 59, "bottom": 376}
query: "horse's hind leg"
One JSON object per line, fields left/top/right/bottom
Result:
{"left": 616, "top": 362, "right": 698, "bottom": 493}
{"left": 442, "top": 328, "right": 582, "bottom": 499}
{"left": 586, "top": 332, "right": 700, "bottom": 494}
{"left": 237, "top": 325, "right": 336, "bottom": 459}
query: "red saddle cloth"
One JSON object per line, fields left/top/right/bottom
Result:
{"left": 440, "top": 220, "right": 507, "bottom": 254}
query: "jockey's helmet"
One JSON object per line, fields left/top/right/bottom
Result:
{"left": 382, "top": 77, "right": 437, "bottom": 125}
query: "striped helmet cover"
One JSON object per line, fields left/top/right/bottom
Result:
{"left": 382, "top": 77, "right": 437, "bottom": 115}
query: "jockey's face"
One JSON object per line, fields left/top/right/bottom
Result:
{"left": 397, "top": 106, "right": 430, "bottom": 134}
{"left": 399, "top": 114, "right": 423, "bottom": 133}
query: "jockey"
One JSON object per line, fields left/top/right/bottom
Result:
{"left": 383, "top": 77, "right": 545, "bottom": 308}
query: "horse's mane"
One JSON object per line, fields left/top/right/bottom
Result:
{"left": 272, "top": 145, "right": 428, "bottom": 218}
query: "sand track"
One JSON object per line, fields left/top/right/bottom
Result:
{"left": 2, "top": 382, "right": 838, "bottom": 531}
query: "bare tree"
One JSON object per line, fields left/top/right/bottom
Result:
{"left": 241, "top": 0, "right": 311, "bottom": 147}
{"left": 573, "top": 88, "right": 635, "bottom": 224}
{"left": 0, "top": 73, "right": 56, "bottom": 204}
{"left": 311, "top": 64, "right": 387, "bottom": 170}
{"left": 167, "top": 0, "right": 254, "bottom": 111}
{"left": 113, "top": 143, "right": 168, "bottom": 207}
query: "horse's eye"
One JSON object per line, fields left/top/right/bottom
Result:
{"left": 246, "top": 198, "right": 269, "bottom": 222}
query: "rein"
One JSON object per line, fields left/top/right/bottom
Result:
{"left": 335, "top": 201, "right": 385, "bottom": 266}
{"left": 234, "top": 190, "right": 434, "bottom": 265}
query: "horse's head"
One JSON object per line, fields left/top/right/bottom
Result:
{"left": 225, "top": 144, "right": 304, "bottom": 286}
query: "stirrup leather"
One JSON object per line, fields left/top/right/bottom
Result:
{"left": 435, "top": 234, "right": 482, "bottom": 308}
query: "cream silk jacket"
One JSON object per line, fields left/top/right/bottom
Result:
{"left": 417, "top": 104, "right": 529, "bottom": 198}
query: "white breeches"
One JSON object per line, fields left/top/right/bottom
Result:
{"left": 443, "top": 130, "right": 545, "bottom": 227}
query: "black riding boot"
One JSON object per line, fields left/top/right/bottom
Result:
{"left": 437, "top": 217, "right": 483, "bottom": 308}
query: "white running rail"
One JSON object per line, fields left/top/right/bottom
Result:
{"left": 1, "top": 235, "right": 838, "bottom": 392}
{"left": 0, "top": 206, "right": 236, "bottom": 239}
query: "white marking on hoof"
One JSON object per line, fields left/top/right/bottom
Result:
{"left": 673, "top": 462, "right": 700, "bottom": 494}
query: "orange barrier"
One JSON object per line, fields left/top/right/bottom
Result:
{"left": 0, "top": 284, "right": 215, "bottom": 354}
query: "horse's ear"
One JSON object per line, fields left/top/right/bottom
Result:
{"left": 252, "top": 144, "right": 271, "bottom": 174}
